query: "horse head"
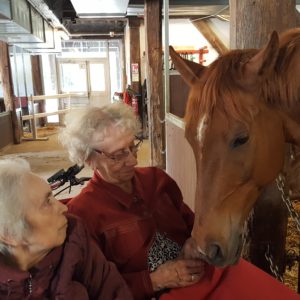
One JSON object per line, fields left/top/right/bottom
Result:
{"left": 170, "top": 30, "right": 300, "bottom": 267}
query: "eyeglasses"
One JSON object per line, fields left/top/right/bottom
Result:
{"left": 93, "top": 137, "right": 143, "bottom": 163}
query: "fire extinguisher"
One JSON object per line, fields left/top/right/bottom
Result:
{"left": 132, "top": 95, "right": 139, "bottom": 115}
{"left": 123, "top": 90, "right": 131, "bottom": 105}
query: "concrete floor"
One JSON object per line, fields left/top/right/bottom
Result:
{"left": 0, "top": 126, "right": 150, "bottom": 199}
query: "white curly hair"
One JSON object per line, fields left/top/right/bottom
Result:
{"left": 59, "top": 103, "right": 141, "bottom": 165}
{"left": 0, "top": 158, "right": 30, "bottom": 253}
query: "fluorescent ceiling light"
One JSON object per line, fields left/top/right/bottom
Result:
{"left": 70, "top": 0, "right": 129, "bottom": 15}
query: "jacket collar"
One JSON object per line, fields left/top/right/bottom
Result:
{"left": 92, "top": 169, "right": 143, "bottom": 209}
{"left": 0, "top": 245, "right": 62, "bottom": 284}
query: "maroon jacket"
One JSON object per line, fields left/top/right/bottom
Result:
{"left": 68, "top": 167, "right": 194, "bottom": 300}
{"left": 0, "top": 215, "right": 133, "bottom": 300}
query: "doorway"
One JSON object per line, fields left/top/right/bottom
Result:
{"left": 57, "top": 57, "right": 111, "bottom": 107}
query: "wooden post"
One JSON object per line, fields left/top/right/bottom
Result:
{"left": 128, "top": 16, "right": 147, "bottom": 135}
{"left": 31, "top": 55, "right": 46, "bottom": 126}
{"left": 145, "top": 0, "right": 165, "bottom": 169}
{"left": 128, "top": 17, "right": 141, "bottom": 95}
{"left": 0, "top": 41, "right": 21, "bottom": 144}
{"left": 121, "top": 36, "right": 127, "bottom": 92}
{"left": 230, "top": 0, "right": 296, "bottom": 277}
{"left": 230, "top": 0, "right": 296, "bottom": 49}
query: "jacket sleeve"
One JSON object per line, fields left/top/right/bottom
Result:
{"left": 78, "top": 221, "right": 134, "bottom": 300}
{"left": 122, "top": 270, "right": 155, "bottom": 300}
{"left": 96, "top": 233, "right": 155, "bottom": 300}
{"left": 178, "top": 199, "right": 195, "bottom": 234}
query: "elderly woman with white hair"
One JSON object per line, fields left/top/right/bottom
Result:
{"left": 61, "top": 103, "right": 299, "bottom": 300}
{"left": 0, "top": 158, "right": 133, "bottom": 299}
{"left": 60, "top": 103, "right": 204, "bottom": 299}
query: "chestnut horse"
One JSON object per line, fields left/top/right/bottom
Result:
{"left": 170, "top": 28, "right": 300, "bottom": 267}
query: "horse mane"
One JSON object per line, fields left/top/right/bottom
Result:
{"left": 264, "top": 29, "right": 300, "bottom": 107}
{"left": 185, "top": 29, "right": 300, "bottom": 129}
{"left": 185, "top": 49, "right": 258, "bottom": 129}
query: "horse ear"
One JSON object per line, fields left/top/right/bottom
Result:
{"left": 169, "top": 46, "right": 206, "bottom": 86}
{"left": 243, "top": 31, "right": 280, "bottom": 83}
{"left": 282, "top": 114, "right": 300, "bottom": 146}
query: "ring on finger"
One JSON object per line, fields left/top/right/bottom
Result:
{"left": 191, "top": 274, "right": 194, "bottom": 281}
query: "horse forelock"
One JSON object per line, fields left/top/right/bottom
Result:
{"left": 185, "top": 50, "right": 259, "bottom": 132}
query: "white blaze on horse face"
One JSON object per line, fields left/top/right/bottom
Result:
{"left": 196, "top": 115, "right": 208, "bottom": 156}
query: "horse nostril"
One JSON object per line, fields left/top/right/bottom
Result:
{"left": 207, "top": 243, "right": 223, "bottom": 263}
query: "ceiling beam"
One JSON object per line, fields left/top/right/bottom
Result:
{"left": 191, "top": 19, "right": 228, "bottom": 54}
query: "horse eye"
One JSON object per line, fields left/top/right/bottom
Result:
{"left": 232, "top": 135, "right": 249, "bottom": 148}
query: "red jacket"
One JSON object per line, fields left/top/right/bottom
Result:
{"left": 67, "top": 168, "right": 299, "bottom": 300}
{"left": 68, "top": 167, "right": 194, "bottom": 300}
{"left": 0, "top": 215, "right": 133, "bottom": 300}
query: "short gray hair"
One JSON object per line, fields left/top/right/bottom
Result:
{"left": 59, "top": 103, "right": 141, "bottom": 165}
{"left": 0, "top": 158, "right": 30, "bottom": 253}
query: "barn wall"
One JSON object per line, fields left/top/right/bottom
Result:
{"left": 166, "top": 114, "right": 196, "bottom": 211}
{"left": 0, "top": 111, "right": 13, "bottom": 149}
{"left": 169, "top": 72, "right": 190, "bottom": 118}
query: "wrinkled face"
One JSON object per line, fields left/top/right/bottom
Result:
{"left": 186, "top": 94, "right": 286, "bottom": 267}
{"left": 22, "top": 173, "right": 68, "bottom": 253}
{"left": 89, "top": 127, "right": 138, "bottom": 185}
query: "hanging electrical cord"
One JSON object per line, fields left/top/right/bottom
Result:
{"left": 190, "top": 5, "right": 230, "bottom": 23}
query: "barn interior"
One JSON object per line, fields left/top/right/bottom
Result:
{"left": 0, "top": 0, "right": 300, "bottom": 294}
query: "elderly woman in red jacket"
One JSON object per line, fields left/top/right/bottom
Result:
{"left": 61, "top": 103, "right": 299, "bottom": 300}
{"left": 0, "top": 158, "right": 132, "bottom": 299}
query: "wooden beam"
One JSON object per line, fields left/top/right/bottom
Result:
{"left": 0, "top": 41, "right": 21, "bottom": 144}
{"left": 145, "top": 0, "right": 165, "bottom": 168}
{"left": 31, "top": 56, "right": 43, "bottom": 96}
{"left": 230, "top": 0, "right": 297, "bottom": 49}
{"left": 121, "top": 36, "right": 127, "bottom": 91}
{"left": 192, "top": 19, "right": 228, "bottom": 54}
{"left": 128, "top": 16, "right": 141, "bottom": 95}
{"left": 22, "top": 109, "right": 70, "bottom": 121}
{"left": 31, "top": 55, "right": 46, "bottom": 126}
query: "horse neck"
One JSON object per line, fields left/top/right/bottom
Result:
{"left": 270, "top": 51, "right": 300, "bottom": 124}
{"left": 283, "top": 103, "right": 300, "bottom": 125}
{"left": 267, "top": 87, "right": 300, "bottom": 125}
{"left": 276, "top": 35, "right": 300, "bottom": 124}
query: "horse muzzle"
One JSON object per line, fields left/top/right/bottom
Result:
{"left": 191, "top": 232, "right": 244, "bottom": 267}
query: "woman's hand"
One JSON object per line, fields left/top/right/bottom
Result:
{"left": 150, "top": 259, "right": 205, "bottom": 291}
